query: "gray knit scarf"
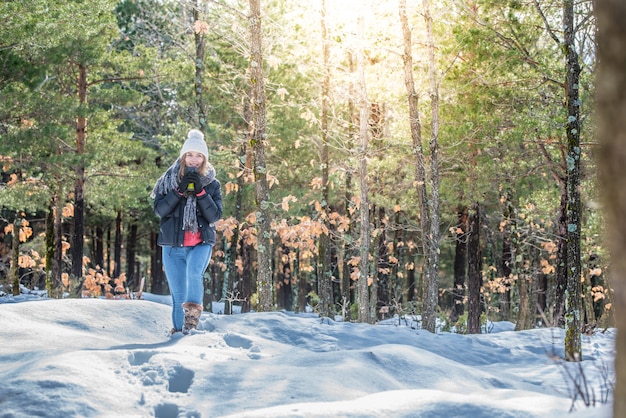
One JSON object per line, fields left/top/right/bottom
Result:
{"left": 150, "top": 158, "right": 216, "bottom": 233}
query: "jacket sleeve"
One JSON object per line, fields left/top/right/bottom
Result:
{"left": 196, "top": 180, "right": 223, "bottom": 224}
{"left": 153, "top": 189, "right": 183, "bottom": 219}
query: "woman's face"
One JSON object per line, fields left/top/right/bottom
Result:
{"left": 184, "top": 152, "right": 205, "bottom": 169}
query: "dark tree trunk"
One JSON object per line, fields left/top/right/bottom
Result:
{"left": 297, "top": 248, "right": 307, "bottom": 312}
{"left": 563, "top": 0, "right": 583, "bottom": 362}
{"left": 113, "top": 210, "right": 122, "bottom": 279}
{"left": 46, "top": 196, "right": 63, "bottom": 298}
{"left": 149, "top": 231, "right": 164, "bottom": 295}
{"left": 106, "top": 227, "right": 112, "bottom": 278}
{"left": 277, "top": 246, "right": 293, "bottom": 310}
{"left": 240, "top": 232, "right": 252, "bottom": 313}
{"left": 467, "top": 202, "right": 482, "bottom": 334}
{"left": 125, "top": 221, "right": 138, "bottom": 290}
{"left": 45, "top": 200, "right": 54, "bottom": 296}
{"left": 316, "top": 0, "right": 333, "bottom": 319}
{"left": 10, "top": 218, "right": 20, "bottom": 296}
{"left": 71, "top": 63, "right": 87, "bottom": 280}
{"left": 500, "top": 191, "right": 514, "bottom": 321}
{"left": 54, "top": 197, "right": 63, "bottom": 296}
{"left": 452, "top": 205, "right": 468, "bottom": 322}
{"left": 94, "top": 226, "right": 104, "bottom": 269}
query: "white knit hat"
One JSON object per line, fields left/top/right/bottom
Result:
{"left": 180, "top": 129, "right": 208, "bottom": 160}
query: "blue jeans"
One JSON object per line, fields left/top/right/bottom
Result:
{"left": 162, "top": 244, "right": 213, "bottom": 331}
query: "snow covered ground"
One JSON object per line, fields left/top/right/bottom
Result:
{"left": 0, "top": 292, "right": 614, "bottom": 418}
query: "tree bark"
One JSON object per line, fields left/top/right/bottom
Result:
{"left": 72, "top": 63, "right": 87, "bottom": 280}
{"left": 149, "top": 231, "right": 164, "bottom": 294}
{"left": 467, "top": 202, "right": 482, "bottom": 334}
{"left": 94, "top": 226, "right": 104, "bottom": 269}
{"left": 125, "top": 221, "right": 138, "bottom": 290}
{"left": 563, "top": 0, "right": 582, "bottom": 362}
{"left": 113, "top": 210, "right": 122, "bottom": 279}
{"left": 45, "top": 194, "right": 63, "bottom": 298}
{"left": 248, "top": 0, "right": 273, "bottom": 312}
{"left": 422, "top": 0, "right": 441, "bottom": 334}
{"left": 500, "top": 192, "right": 513, "bottom": 321}
{"left": 399, "top": 0, "right": 435, "bottom": 332}
{"left": 375, "top": 207, "right": 389, "bottom": 320}
{"left": 595, "top": 2, "right": 626, "bottom": 414}
{"left": 452, "top": 206, "right": 467, "bottom": 322}
{"left": 317, "top": 0, "right": 334, "bottom": 318}
{"left": 342, "top": 51, "right": 357, "bottom": 317}
{"left": 240, "top": 230, "right": 252, "bottom": 313}
{"left": 10, "top": 218, "right": 20, "bottom": 296}
{"left": 356, "top": 14, "right": 371, "bottom": 324}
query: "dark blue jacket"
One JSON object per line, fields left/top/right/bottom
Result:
{"left": 153, "top": 179, "right": 222, "bottom": 247}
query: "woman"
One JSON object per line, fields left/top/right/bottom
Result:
{"left": 151, "top": 129, "right": 222, "bottom": 334}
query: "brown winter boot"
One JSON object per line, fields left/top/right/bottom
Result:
{"left": 182, "top": 302, "right": 203, "bottom": 335}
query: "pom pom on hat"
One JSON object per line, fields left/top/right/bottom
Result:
{"left": 180, "top": 129, "right": 208, "bottom": 160}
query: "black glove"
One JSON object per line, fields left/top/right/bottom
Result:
{"left": 179, "top": 171, "right": 202, "bottom": 195}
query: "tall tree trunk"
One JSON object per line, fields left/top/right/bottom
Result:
{"left": 54, "top": 197, "right": 63, "bottom": 296}
{"left": 452, "top": 205, "right": 467, "bottom": 322}
{"left": 595, "top": 3, "right": 626, "bottom": 414}
{"left": 595, "top": 0, "right": 626, "bottom": 417}
{"left": 563, "top": 0, "right": 582, "bottom": 362}
{"left": 399, "top": 0, "right": 434, "bottom": 331}
{"left": 248, "top": 0, "right": 272, "bottom": 312}
{"left": 423, "top": 0, "right": 441, "bottom": 334}
{"left": 342, "top": 170, "right": 354, "bottom": 313}
{"left": 356, "top": 13, "right": 371, "bottom": 324}
{"left": 370, "top": 206, "right": 381, "bottom": 320}
{"left": 467, "top": 202, "right": 482, "bottom": 334}
{"left": 342, "top": 51, "right": 357, "bottom": 316}
{"left": 192, "top": 0, "right": 207, "bottom": 133}
{"left": 72, "top": 63, "right": 87, "bottom": 280}
{"left": 317, "top": 0, "right": 333, "bottom": 318}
